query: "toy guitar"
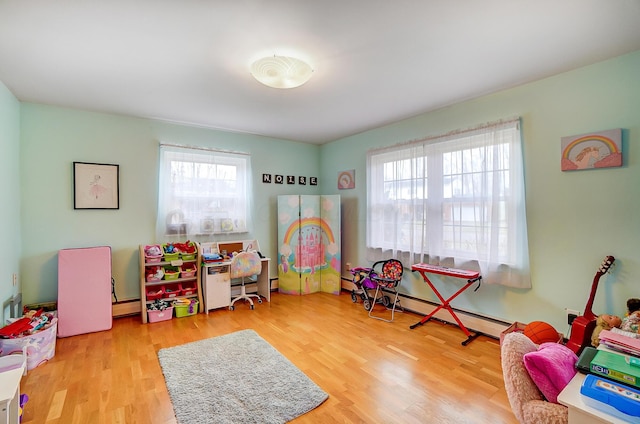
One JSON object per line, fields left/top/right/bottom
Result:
{"left": 565, "top": 255, "right": 615, "bottom": 355}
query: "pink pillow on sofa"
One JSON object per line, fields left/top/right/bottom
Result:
{"left": 523, "top": 342, "right": 578, "bottom": 403}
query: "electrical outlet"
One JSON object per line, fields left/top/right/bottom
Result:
{"left": 12, "top": 273, "right": 17, "bottom": 286}
{"left": 566, "top": 308, "right": 580, "bottom": 325}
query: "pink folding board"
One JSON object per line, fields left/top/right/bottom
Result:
{"left": 57, "top": 246, "right": 113, "bottom": 337}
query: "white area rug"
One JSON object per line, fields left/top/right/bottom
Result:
{"left": 157, "top": 329, "right": 328, "bottom": 424}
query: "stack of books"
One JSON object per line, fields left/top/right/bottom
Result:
{"left": 576, "top": 329, "right": 640, "bottom": 420}
{"left": 599, "top": 329, "right": 640, "bottom": 357}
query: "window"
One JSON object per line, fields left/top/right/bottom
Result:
{"left": 156, "top": 144, "right": 252, "bottom": 240}
{"left": 366, "top": 119, "right": 530, "bottom": 288}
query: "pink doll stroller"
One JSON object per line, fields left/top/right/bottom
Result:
{"left": 350, "top": 259, "right": 404, "bottom": 319}
{"left": 349, "top": 266, "right": 378, "bottom": 311}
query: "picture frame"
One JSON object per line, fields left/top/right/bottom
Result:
{"left": 561, "top": 129, "right": 623, "bottom": 171}
{"left": 338, "top": 169, "right": 356, "bottom": 189}
{"left": 73, "top": 162, "right": 120, "bottom": 209}
{"left": 200, "top": 218, "right": 215, "bottom": 234}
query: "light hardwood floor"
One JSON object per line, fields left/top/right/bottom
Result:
{"left": 20, "top": 291, "right": 518, "bottom": 424}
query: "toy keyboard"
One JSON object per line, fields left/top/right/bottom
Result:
{"left": 411, "top": 263, "right": 480, "bottom": 280}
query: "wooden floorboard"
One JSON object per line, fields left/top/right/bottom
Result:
{"left": 20, "top": 291, "right": 518, "bottom": 423}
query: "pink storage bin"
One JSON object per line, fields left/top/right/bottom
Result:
{"left": 180, "top": 282, "right": 197, "bottom": 296}
{"left": 146, "top": 287, "right": 164, "bottom": 300}
{"left": 148, "top": 307, "right": 173, "bottom": 323}
{"left": 180, "top": 264, "right": 197, "bottom": 278}
{"left": 0, "top": 318, "right": 58, "bottom": 370}
{"left": 145, "top": 266, "right": 164, "bottom": 282}
{"left": 163, "top": 284, "right": 180, "bottom": 298}
{"left": 144, "top": 244, "right": 163, "bottom": 262}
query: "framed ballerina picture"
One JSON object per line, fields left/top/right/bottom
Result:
{"left": 73, "top": 162, "right": 120, "bottom": 209}
{"left": 561, "top": 129, "right": 622, "bottom": 171}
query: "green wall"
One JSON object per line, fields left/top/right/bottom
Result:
{"left": 19, "top": 105, "right": 320, "bottom": 303}
{"left": 322, "top": 50, "right": 640, "bottom": 333}
{"left": 0, "top": 81, "right": 21, "bottom": 324}
{"left": 5, "top": 50, "right": 640, "bottom": 335}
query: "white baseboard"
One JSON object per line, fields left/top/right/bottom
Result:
{"left": 341, "top": 277, "right": 510, "bottom": 339}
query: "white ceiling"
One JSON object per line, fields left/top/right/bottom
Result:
{"left": 1, "top": 1, "right": 640, "bottom": 145}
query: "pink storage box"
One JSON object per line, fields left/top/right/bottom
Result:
{"left": 180, "top": 282, "right": 197, "bottom": 296}
{"left": 144, "top": 244, "right": 163, "bottom": 262}
{"left": 180, "top": 265, "right": 197, "bottom": 279}
{"left": 146, "top": 287, "right": 164, "bottom": 300}
{"left": 163, "top": 284, "right": 180, "bottom": 298}
{"left": 148, "top": 307, "right": 173, "bottom": 323}
{"left": 0, "top": 318, "right": 57, "bottom": 370}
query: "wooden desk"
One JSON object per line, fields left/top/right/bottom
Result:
{"left": 201, "top": 257, "right": 271, "bottom": 312}
{"left": 557, "top": 372, "right": 635, "bottom": 424}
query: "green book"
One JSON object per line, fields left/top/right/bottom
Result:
{"left": 590, "top": 350, "right": 640, "bottom": 389}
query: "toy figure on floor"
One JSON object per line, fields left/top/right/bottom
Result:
{"left": 620, "top": 297, "right": 640, "bottom": 333}
{"left": 591, "top": 314, "right": 621, "bottom": 347}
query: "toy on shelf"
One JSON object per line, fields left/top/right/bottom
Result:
{"left": 620, "top": 298, "right": 640, "bottom": 334}
{"left": 591, "top": 314, "right": 622, "bottom": 347}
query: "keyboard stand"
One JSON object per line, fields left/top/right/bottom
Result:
{"left": 409, "top": 263, "right": 482, "bottom": 346}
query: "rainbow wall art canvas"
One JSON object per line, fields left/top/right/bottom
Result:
{"left": 561, "top": 129, "right": 622, "bottom": 171}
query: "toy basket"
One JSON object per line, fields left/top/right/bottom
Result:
{"left": 162, "top": 244, "right": 180, "bottom": 262}
{"left": 174, "top": 300, "right": 198, "bottom": 318}
{"left": 176, "top": 241, "right": 197, "bottom": 260}
{"left": 180, "top": 281, "right": 197, "bottom": 296}
{"left": 163, "top": 284, "right": 181, "bottom": 298}
{"left": 163, "top": 266, "right": 179, "bottom": 280}
{"left": 500, "top": 322, "right": 527, "bottom": 345}
{"left": 145, "top": 266, "right": 164, "bottom": 282}
{"left": 144, "top": 244, "right": 163, "bottom": 262}
{"left": 0, "top": 318, "right": 58, "bottom": 370}
{"left": 148, "top": 307, "right": 173, "bottom": 323}
{"left": 146, "top": 287, "right": 164, "bottom": 300}
{"left": 180, "top": 264, "right": 197, "bottom": 278}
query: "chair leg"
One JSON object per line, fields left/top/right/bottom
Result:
{"left": 230, "top": 278, "right": 259, "bottom": 310}
{"left": 368, "top": 285, "right": 401, "bottom": 322}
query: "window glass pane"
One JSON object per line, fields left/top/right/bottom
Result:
{"left": 366, "top": 119, "right": 530, "bottom": 288}
{"left": 158, "top": 146, "right": 251, "bottom": 239}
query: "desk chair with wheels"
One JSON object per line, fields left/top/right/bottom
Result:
{"left": 229, "top": 251, "right": 263, "bottom": 310}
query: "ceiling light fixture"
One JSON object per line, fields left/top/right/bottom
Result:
{"left": 250, "top": 55, "right": 313, "bottom": 89}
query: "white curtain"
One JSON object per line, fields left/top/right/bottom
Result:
{"left": 156, "top": 144, "right": 252, "bottom": 242}
{"left": 366, "top": 118, "right": 531, "bottom": 288}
